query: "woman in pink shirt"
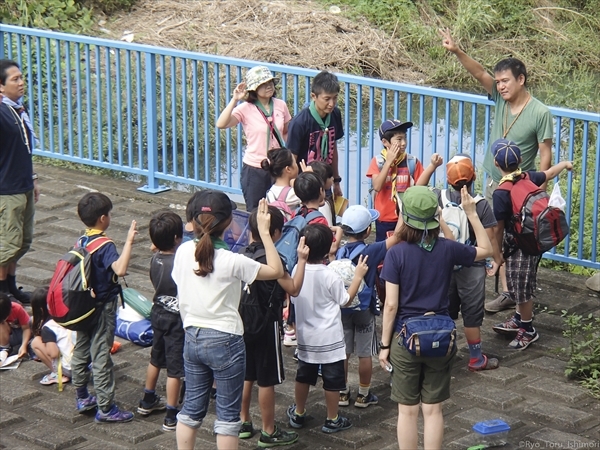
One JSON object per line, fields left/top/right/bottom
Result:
{"left": 217, "top": 66, "right": 292, "bottom": 211}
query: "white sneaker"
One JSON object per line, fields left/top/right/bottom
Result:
{"left": 283, "top": 330, "right": 297, "bottom": 347}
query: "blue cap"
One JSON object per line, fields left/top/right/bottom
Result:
{"left": 341, "top": 205, "right": 380, "bottom": 234}
{"left": 491, "top": 138, "right": 521, "bottom": 170}
{"left": 379, "top": 119, "right": 413, "bottom": 140}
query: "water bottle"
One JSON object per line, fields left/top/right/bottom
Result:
{"left": 485, "top": 258, "right": 493, "bottom": 270}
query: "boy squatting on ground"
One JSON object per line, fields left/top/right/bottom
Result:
{"left": 0, "top": 292, "right": 31, "bottom": 361}
{"left": 238, "top": 206, "right": 310, "bottom": 448}
{"left": 490, "top": 139, "right": 572, "bottom": 350}
{"left": 287, "top": 223, "right": 369, "bottom": 434}
{"left": 138, "top": 211, "right": 185, "bottom": 431}
{"left": 336, "top": 205, "right": 402, "bottom": 408}
{"left": 435, "top": 154, "right": 502, "bottom": 371}
{"left": 72, "top": 192, "right": 138, "bottom": 423}
{"left": 367, "top": 119, "right": 443, "bottom": 242}
{"left": 286, "top": 71, "right": 344, "bottom": 198}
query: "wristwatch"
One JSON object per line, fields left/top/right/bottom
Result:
{"left": 379, "top": 341, "right": 390, "bottom": 350}
{"left": 333, "top": 177, "right": 342, "bottom": 183}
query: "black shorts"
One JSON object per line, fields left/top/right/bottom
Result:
{"left": 244, "top": 320, "right": 284, "bottom": 387}
{"left": 295, "top": 359, "right": 346, "bottom": 391}
{"left": 150, "top": 305, "right": 184, "bottom": 378}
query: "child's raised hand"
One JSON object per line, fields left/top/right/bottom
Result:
{"left": 299, "top": 160, "right": 312, "bottom": 172}
{"left": 564, "top": 161, "right": 573, "bottom": 171}
{"left": 126, "top": 220, "right": 138, "bottom": 244}
{"left": 232, "top": 82, "right": 246, "bottom": 101}
{"left": 430, "top": 153, "right": 443, "bottom": 167}
{"left": 387, "top": 142, "right": 402, "bottom": 162}
{"left": 296, "top": 236, "right": 310, "bottom": 262}
{"left": 256, "top": 198, "right": 272, "bottom": 236}
{"left": 354, "top": 255, "right": 369, "bottom": 278}
{"left": 460, "top": 186, "right": 476, "bottom": 216}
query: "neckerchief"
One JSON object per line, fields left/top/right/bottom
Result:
{"left": 84, "top": 228, "right": 106, "bottom": 237}
{"left": 1, "top": 96, "right": 38, "bottom": 149}
{"left": 255, "top": 99, "right": 285, "bottom": 151}
{"left": 380, "top": 148, "right": 407, "bottom": 203}
{"left": 194, "top": 236, "right": 230, "bottom": 250}
{"left": 308, "top": 101, "right": 331, "bottom": 161}
{"left": 498, "top": 168, "right": 523, "bottom": 185}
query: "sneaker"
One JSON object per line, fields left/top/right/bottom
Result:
{"left": 468, "top": 354, "right": 500, "bottom": 372}
{"left": 137, "top": 395, "right": 166, "bottom": 416}
{"left": 322, "top": 415, "right": 352, "bottom": 433}
{"left": 287, "top": 404, "right": 305, "bottom": 429}
{"left": 492, "top": 315, "right": 521, "bottom": 335}
{"left": 485, "top": 292, "right": 515, "bottom": 313}
{"left": 283, "top": 329, "right": 297, "bottom": 347}
{"left": 95, "top": 404, "right": 134, "bottom": 423}
{"left": 239, "top": 421, "right": 255, "bottom": 439}
{"left": 338, "top": 391, "right": 351, "bottom": 407}
{"left": 163, "top": 415, "right": 177, "bottom": 432}
{"left": 509, "top": 328, "right": 539, "bottom": 351}
{"left": 258, "top": 425, "right": 299, "bottom": 448}
{"left": 354, "top": 392, "right": 378, "bottom": 408}
{"left": 76, "top": 395, "right": 97, "bottom": 413}
{"left": 292, "top": 348, "right": 298, "bottom": 362}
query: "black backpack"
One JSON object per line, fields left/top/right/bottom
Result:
{"left": 239, "top": 243, "right": 283, "bottom": 342}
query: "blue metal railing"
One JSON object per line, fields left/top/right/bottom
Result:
{"left": 1, "top": 25, "right": 598, "bottom": 269}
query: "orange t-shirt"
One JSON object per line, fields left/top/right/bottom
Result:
{"left": 366, "top": 156, "right": 424, "bottom": 222}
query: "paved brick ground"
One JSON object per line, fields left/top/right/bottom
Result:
{"left": 1, "top": 164, "right": 599, "bottom": 449}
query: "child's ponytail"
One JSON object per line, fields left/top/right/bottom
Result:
{"left": 193, "top": 215, "right": 233, "bottom": 277}
{"left": 262, "top": 147, "right": 294, "bottom": 178}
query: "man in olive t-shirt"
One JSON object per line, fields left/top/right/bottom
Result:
{"left": 440, "top": 29, "right": 553, "bottom": 313}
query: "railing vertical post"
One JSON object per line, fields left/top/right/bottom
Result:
{"left": 0, "top": 31, "right": 4, "bottom": 59}
{"left": 138, "top": 52, "right": 169, "bottom": 193}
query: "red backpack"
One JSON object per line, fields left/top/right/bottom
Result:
{"left": 496, "top": 173, "right": 569, "bottom": 256}
{"left": 47, "top": 236, "right": 113, "bottom": 331}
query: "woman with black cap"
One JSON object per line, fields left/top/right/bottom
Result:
{"left": 172, "top": 192, "right": 284, "bottom": 450}
{"left": 378, "top": 186, "right": 493, "bottom": 450}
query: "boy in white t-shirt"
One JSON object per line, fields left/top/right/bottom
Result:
{"left": 287, "top": 223, "right": 368, "bottom": 434}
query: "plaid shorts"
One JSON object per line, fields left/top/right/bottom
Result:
{"left": 505, "top": 248, "right": 541, "bottom": 304}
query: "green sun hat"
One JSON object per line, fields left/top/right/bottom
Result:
{"left": 245, "top": 66, "right": 279, "bottom": 92}
{"left": 401, "top": 186, "right": 440, "bottom": 230}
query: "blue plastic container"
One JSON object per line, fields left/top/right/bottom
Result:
{"left": 472, "top": 420, "right": 510, "bottom": 447}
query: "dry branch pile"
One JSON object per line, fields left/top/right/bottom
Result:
{"left": 107, "top": 0, "right": 425, "bottom": 83}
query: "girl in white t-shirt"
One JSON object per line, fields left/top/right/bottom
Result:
{"left": 30, "top": 287, "right": 75, "bottom": 386}
{"left": 263, "top": 147, "right": 301, "bottom": 220}
{"left": 173, "top": 191, "right": 284, "bottom": 450}
{"left": 217, "top": 66, "right": 292, "bottom": 211}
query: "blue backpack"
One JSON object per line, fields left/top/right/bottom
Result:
{"left": 276, "top": 209, "right": 323, "bottom": 273}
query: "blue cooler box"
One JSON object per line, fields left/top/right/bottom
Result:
{"left": 472, "top": 419, "right": 510, "bottom": 447}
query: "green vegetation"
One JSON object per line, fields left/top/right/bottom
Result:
{"left": 0, "top": 0, "right": 136, "bottom": 33}
{"left": 562, "top": 311, "right": 600, "bottom": 399}
{"left": 318, "top": 0, "right": 600, "bottom": 111}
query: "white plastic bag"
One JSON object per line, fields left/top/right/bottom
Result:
{"left": 549, "top": 182, "right": 566, "bottom": 212}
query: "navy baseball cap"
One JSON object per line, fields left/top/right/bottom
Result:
{"left": 492, "top": 139, "right": 521, "bottom": 170}
{"left": 378, "top": 119, "right": 413, "bottom": 140}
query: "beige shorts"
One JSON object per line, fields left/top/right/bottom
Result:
{"left": 0, "top": 190, "right": 35, "bottom": 265}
